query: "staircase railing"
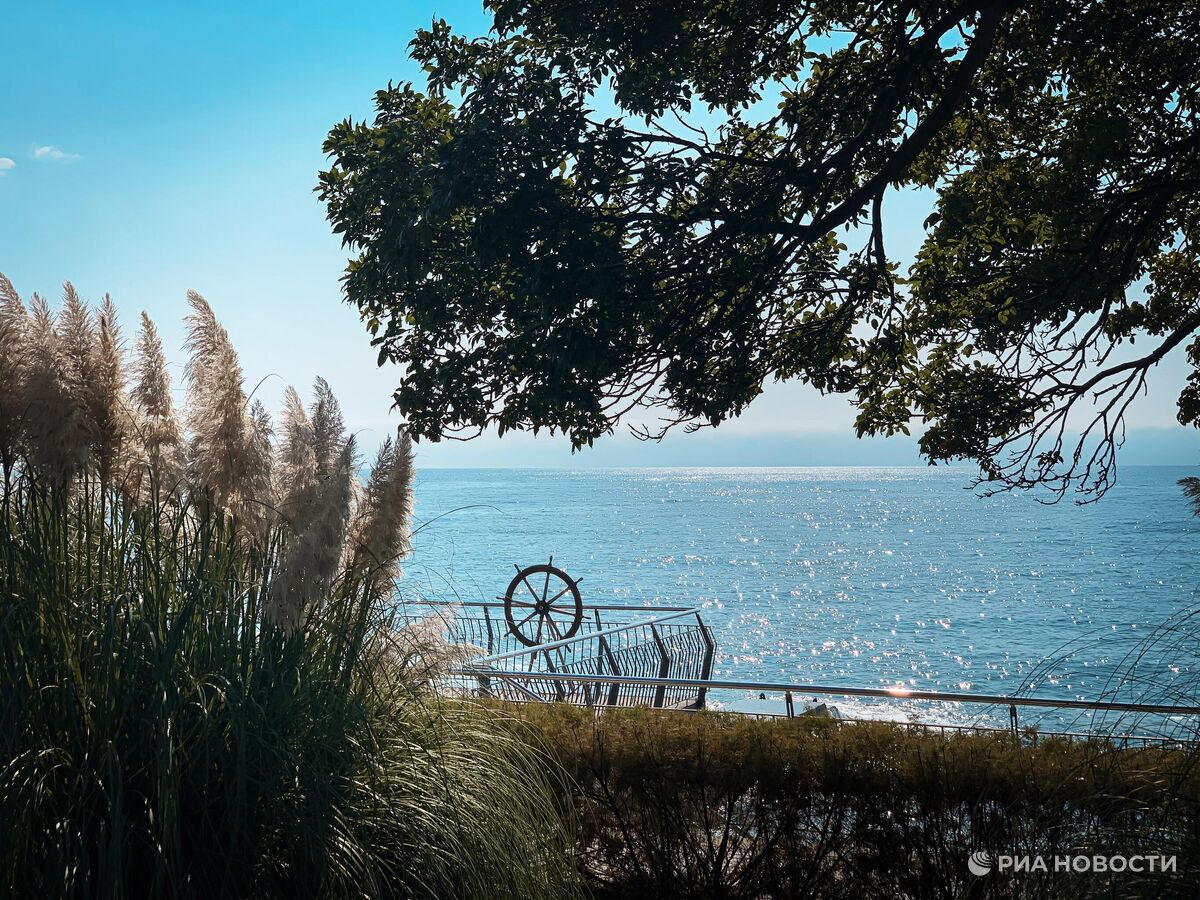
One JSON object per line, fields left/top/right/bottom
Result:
{"left": 460, "top": 608, "right": 715, "bottom": 709}
{"left": 396, "top": 600, "right": 695, "bottom": 658}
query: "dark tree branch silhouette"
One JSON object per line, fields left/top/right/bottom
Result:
{"left": 320, "top": 0, "right": 1200, "bottom": 500}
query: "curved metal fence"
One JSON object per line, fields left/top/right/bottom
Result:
{"left": 403, "top": 601, "right": 716, "bottom": 709}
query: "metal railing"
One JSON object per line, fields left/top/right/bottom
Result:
{"left": 452, "top": 670, "right": 1200, "bottom": 745}
{"left": 463, "top": 609, "right": 715, "bottom": 709}
{"left": 395, "top": 599, "right": 696, "bottom": 658}
{"left": 404, "top": 599, "right": 1198, "bottom": 743}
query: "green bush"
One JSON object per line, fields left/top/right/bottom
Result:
{"left": 496, "top": 703, "right": 1199, "bottom": 899}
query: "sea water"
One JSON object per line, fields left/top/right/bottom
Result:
{"left": 406, "top": 466, "right": 1199, "bottom": 731}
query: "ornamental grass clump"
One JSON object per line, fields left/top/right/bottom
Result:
{"left": 0, "top": 273, "right": 576, "bottom": 900}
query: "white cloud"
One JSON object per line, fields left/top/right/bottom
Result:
{"left": 33, "top": 145, "right": 79, "bottom": 161}
{"left": 0, "top": 158, "right": 14, "bottom": 175}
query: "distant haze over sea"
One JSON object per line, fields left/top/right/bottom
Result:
{"left": 411, "top": 426, "right": 1197, "bottom": 469}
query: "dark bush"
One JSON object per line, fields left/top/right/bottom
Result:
{"left": 492, "top": 704, "right": 1199, "bottom": 899}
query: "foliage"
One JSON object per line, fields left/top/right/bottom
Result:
{"left": 320, "top": 0, "right": 1200, "bottom": 500}
{"left": 494, "top": 703, "right": 1200, "bottom": 899}
{"left": 0, "top": 274, "right": 577, "bottom": 899}
{"left": 1180, "top": 475, "right": 1200, "bottom": 516}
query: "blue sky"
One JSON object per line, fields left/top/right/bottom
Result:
{"left": 1, "top": 1, "right": 1195, "bottom": 469}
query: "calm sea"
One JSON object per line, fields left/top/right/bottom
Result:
{"left": 406, "top": 466, "right": 1199, "bottom": 728}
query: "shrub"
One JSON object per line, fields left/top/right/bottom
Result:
{"left": 496, "top": 703, "right": 1199, "bottom": 899}
{"left": 0, "top": 274, "right": 577, "bottom": 899}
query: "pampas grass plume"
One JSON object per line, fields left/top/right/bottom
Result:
{"left": 265, "top": 438, "right": 354, "bottom": 631}
{"left": 183, "top": 290, "right": 273, "bottom": 524}
{"left": 0, "top": 273, "right": 29, "bottom": 471}
{"left": 22, "top": 292, "right": 91, "bottom": 485}
{"left": 346, "top": 427, "right": 414, "bottom": 599}
{"left": 129, "top": 311, "right": 184, "bottom": 494}
{"left": 87, "top": 294, "right": 130, "bottom": 482}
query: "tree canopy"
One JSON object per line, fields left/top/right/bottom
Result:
{"left": 319, "top": 0, "right": 1200, "bottom": 499}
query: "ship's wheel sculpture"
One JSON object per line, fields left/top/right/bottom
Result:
{"left": 503, "top": 557, "right": 584, "bottom": 647}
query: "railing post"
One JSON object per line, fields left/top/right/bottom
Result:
{"left": 650, "top": 625, "right": 671, "bottom": 708}
{"left": 483, "top": 605, "right": 495, "bottom": 654}
{"left": 599, "top": 635, "right": 621, "bottom": 706}
{"left": 696, "top": 614, "right": 715, "bottom": 709}
{"left": 544, "top": 650, "right": 566, "bottom": 702}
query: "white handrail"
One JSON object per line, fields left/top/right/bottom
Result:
{"left": 455, "top": 669, "right": 1200, "bottom": 717}
{"left": 467, "top": 608, "right": 702, "bottom": 665}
